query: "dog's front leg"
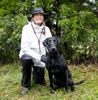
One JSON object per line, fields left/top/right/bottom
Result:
{"left": 64, "top": 70, "right": 68, "bottom": 93}
{"left": 48, "top": 72, "right": 54, "bottom": 93}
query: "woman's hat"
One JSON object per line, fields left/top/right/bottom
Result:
{"left": 27, "top": 7, "right": 48, "bottom": 21}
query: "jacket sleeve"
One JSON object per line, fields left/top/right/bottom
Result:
{"left": 20, "top": 26, "right": 41, "bottom": 61}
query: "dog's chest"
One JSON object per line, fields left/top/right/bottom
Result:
{"left": 48, "top": 58, "right": 64, "bottom": 73}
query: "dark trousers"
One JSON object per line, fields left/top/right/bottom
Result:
{"left": 21, "top": 54, "right": 45, "bottom": 88}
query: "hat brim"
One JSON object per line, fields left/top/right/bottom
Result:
{"left": 27, "top": 13, "right": 48, "bottom": 21}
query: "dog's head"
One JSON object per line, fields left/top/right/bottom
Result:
{"left": 43, "top": 37, "right": 61, "bottom": 53}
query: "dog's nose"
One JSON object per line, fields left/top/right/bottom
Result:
{"left": 51, "top": 47, "right": 56, "bottom": 52}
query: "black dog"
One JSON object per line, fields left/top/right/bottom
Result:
{"left": 41, "top": 37, "right": 84, "bottom": 93}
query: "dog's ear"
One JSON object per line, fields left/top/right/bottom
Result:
{"left": 43, "top": 38, "right": 49, "bottom": 47}
{"left": 56, "top": 37, "right": 61, "bottom": 46}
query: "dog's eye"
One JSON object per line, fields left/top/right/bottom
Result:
{"left": 49, "top": 40, "right": 51, "bottom": 42}
{"left": 53, "top": 40, "right": 56, "bottom": 42}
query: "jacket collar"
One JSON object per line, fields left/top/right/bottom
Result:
{"left": 29, "top": 21, "right": 44, "bottom": 34}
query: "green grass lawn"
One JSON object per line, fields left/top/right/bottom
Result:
{"left": 0, "top": 63, "right": 98, "bottom": 100}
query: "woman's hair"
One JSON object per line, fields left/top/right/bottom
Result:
{"left": 42, "top": 21, "right": 46, "bottom": 35}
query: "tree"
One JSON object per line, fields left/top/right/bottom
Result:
{"left": 0, "top": 0, "right": 31, "bottom": 63}
{"left": 58, "top": 0, "right": 98, "bottom": 64}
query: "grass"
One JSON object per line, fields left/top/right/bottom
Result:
{"left": 0, "top": 63, "right": 98, "bottom": 100}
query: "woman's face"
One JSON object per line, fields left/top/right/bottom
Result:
{"left": 32, "top": 14, "right": 44, "bottom": 25}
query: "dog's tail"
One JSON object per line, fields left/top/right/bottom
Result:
{"left": 74, "top": 80, "right": 84, "bottom": 85}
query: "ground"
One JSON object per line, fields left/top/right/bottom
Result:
{"left": 0, "top": 63, "right": 98, "bottom": 100}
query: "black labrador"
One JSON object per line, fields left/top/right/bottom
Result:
{"left": 41, "top": 37, "right": 84, "bottom": 93}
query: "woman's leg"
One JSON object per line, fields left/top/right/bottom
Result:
{"left": 33, "top": 67, "right": 46, "bottom": 85}
{"left": 20, "top": 54, "right": 33, "bottom": 94}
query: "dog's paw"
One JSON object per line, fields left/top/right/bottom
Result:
{"left": 71, "top": 86, "right": 75, "bottom": 92}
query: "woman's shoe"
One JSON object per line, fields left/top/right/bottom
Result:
{"left": 20, "top": 87, "right": 29, "bottom": 95}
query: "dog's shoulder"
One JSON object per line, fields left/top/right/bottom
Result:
{"left": 58, "top": 53, "right": 68, "bottom": 68}
{"left": 59, "top": 54, "right": 67, "bottom": 63}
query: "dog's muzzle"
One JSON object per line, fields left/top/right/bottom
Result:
{"left": 50, "top": 47, "right": 57, "bottom": 53}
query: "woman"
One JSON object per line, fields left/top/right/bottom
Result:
{"left": 19, "top": 7, "right": 52, "bottom": 94}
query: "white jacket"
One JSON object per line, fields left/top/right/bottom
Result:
{"left": 19, "top": 22, "right": 52, "bottom": 67}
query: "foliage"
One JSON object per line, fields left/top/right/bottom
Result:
{"left": 0, "top": 0, "right": 98, "bottom": 64}
{"left": 0, "top": 0, "right": 30, "bottom": 63}
{"left": 0, "top": 63, "right": 98, "bottom": 99}
{"left": 58, "top": 1, "right": 98, "bottom": 64}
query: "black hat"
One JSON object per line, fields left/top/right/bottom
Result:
{"left": 27, "top": 7, "right": 48, "bottom": 21}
